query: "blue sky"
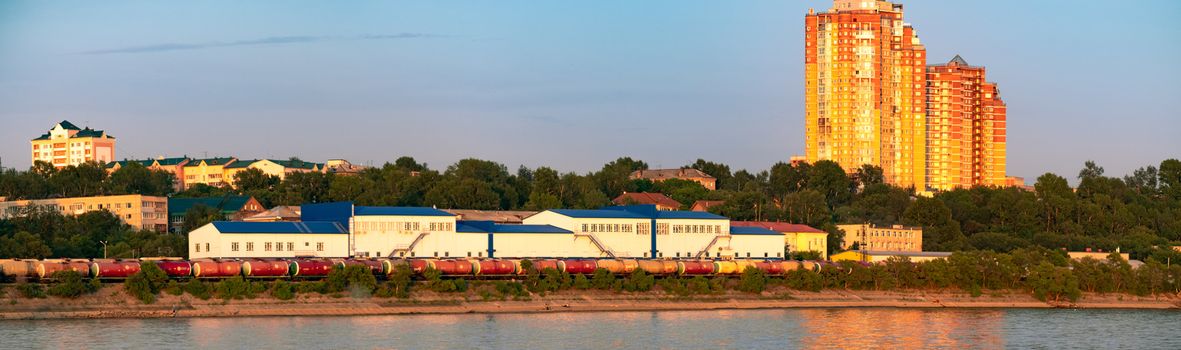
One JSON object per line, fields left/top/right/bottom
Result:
{"left": 1, "top": 1, "right": 1178, "bottom": 183}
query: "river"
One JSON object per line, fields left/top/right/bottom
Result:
{"left": 1, "top": 308, "right": 1177, "bottom": 349}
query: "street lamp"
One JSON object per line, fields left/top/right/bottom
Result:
{"left": 99, "top": 240, "right": 108, "bottom": 259}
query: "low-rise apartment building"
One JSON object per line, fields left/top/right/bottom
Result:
{"left": 838, "top": 223, "right": 923, "bottom": 252}
{"left": 0, "top": 194, "right": 168, "bottom": 232}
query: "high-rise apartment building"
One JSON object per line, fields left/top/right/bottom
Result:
{"left": 926, "top": 55, "right": 1007, "bottom": 190}
{"left": 30, "top": 120, "right": 116, "bottom": 168}
{"left": 805, "top": 0, "right": 927, "bottom": 189}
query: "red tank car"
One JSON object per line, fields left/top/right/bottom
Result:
{"left": 156, "top": 260, "right": 193, "bottom": 278}
{"left": 562, "top": 259, "right": 597, "bottom": 274}
{"left": 192, "top": 260, "right": 243, "bottom": 278}
{"left": 430, "top": 260, "right": 475, "bottom": 276}
{"left": 751, "top": 261, "right": 781, "bottom": 275}
{"left": 243, "top": 259, "right": 290, "bottom": 277}
{"left": 35, "top": 260, "right": 92, "bottom": 279}
{"left": 676, "top": 260, "right": 716, "bottom": 275}
{"left": 290, "top": 259, "right": 336, "bottom": 277}
{"left": 474, "top": 260, "right": 515, "bottom": 276}
{"left": 339, "top": 259, "right": 385, "bottom": 275}
{"left": 91, "top": 260, "right": 141, "bottom": 278}
{"left": 529, "top": 259, "right": 563, "bottom": 273}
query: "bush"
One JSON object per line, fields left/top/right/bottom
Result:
{"left": 271, "top": 280, "right": 296, "bottom": 300}
{"left": 573, "top": 274, "right": 590, "bottom": 290}
{"left": 17, "top": 283, "right": 46, "bottom": 298}
{"left": 164, "top": 280, "right": 184, "bottom": 296}
{"left": 324, "top": 265, "right": 377, "bottom": 295}
{"left": 621, "top": 270, "right": 655, "bottom": 292}
{"left": 590, "top": 268, "right": 615, "bottom": 290}
{"left": 46, "top": 270, "right": 96, "bottom": 298}
{"left": 785, "top": 269, "right": 823, "bottom": 292}
{"left": 184, "top": 280, "right": 213, "bottom": 300}
{"left": 494, "top": 281, "right": 528, "bottom": 298}
{"left": 124, "top": 262, "right": 170, "bottom": 304}
{"left": 295, "top": 281, "right": 326, "bottom": 294}
{"left": 737, "top": 267, "right": 768, "bottom": 293}
{"left": 1026, "top": 261, "right": 1081, "bottom": 302}
{"left": 387, "top": 264, "right": 413, "bottom": 298}
{"left": 215, "top": 276, "right": 254, "bottom": 300}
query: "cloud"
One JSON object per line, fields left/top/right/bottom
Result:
{"left": 78, "top": 33, "right": 443, "bottom": 55}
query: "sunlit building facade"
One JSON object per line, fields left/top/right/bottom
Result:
{"left": 926, "top": 55, "right": 1007, "bottom": 190}
{"left": 30, "top": 120, "right": 116, "bottom": 168}
{"left": 805, "top": 0, "right": 927, "bottom": 189}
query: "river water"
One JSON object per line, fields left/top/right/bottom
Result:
{"left": 0, "top": 308, "right": 1177, "bottom": 349}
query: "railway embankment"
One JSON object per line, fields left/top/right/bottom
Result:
{"left": 1, "top": 285, "right": 1176, "bottom": 320}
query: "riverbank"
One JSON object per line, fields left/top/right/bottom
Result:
{"left": 1, "top": 285, "right": 1177, "bottom": 320}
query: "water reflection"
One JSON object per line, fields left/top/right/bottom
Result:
{"left": 796, "top": 309, "right": 1004, "bottom": 349}
{"left": 0, "top": 309, "right": 1177, "bottom": 349}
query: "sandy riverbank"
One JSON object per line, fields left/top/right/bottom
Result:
{"left": 1, "top": 286, "right": 1177, "bottom": 320}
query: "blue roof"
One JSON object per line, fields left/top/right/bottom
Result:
{"left": 456, "top": 222, "right": 488, "bottom": 233}
{"left": 548, "top": 205, "right": 727, "bottom": 220}
{"left": 211, "top": 221, "right": 347, "bottom": 234}
{"left": 549, "top": 209, "right": 650, "bottom": 219}
{"left": 354, "top": 206, "right": 455, "bottom": 217}
{"left": 455, "top": 220, "right": 573, "bottom": 234}
{"left": 655, "top": 211, "right": 727, "bottom": 220}
{"left": 493, "top": 224, "right": 573, "bottom": 234}
{"left": 730, "top": 226, "right": 783, "bottom": 236}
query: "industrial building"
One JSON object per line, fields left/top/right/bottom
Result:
{"left": 188, "top": 203, "right": 792, "bottom": 260}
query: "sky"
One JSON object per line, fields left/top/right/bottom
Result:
{"left": 1, "top": 0, "right": 1179, "bottom": 184}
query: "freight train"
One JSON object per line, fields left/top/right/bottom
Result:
{"left": 0, "top": 258, "right": 830, "bottom": 282}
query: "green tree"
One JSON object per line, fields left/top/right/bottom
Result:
{"left": 107, "top": 162, "right": 175, "bottom": 197}
{"left": 903, "top": 197, "right": 966, "bottom": 251}
{"left": 0, "top": 231, "right": 53, "bottom": 258}
{"left": 182, "top": 204, "right": 223, "bottom": 234}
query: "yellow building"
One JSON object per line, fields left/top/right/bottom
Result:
{"left": 831, "top": 250, "right": 951, "bottom": 263}
{"left": 0, "top": 194, "right": 168, "bottom": 232}
{"left": 731, "top": 221, "right": 830, "bottom": 259}
{"left": 805, "top": 0, "right": 927, "bottom": 189}
{"left": 181, "top": 157, "right": 238, "bottom": 188}
{"left": 838, "top": 223, "right": 922, "bottom": 252}
{"left": 30, "top": 120, "right": 116, "bottom": 168}
{"left": 224, "top": 159, "right": 325, "bottom": 187}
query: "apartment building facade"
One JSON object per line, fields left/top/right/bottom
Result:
{"left": 926, "top": 55, "right": 1007, "bottom": 190}
{"left": 30, "top": 121, "right": 116, "bottom": 168}
{"left": 0, "top": 194, "right": 168, "bottom": 232}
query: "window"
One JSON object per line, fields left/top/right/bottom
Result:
{"left": 276, "top": 242, "right": 283, "bottom": 251}
{"left": 195, "top": 243, "right": 201, "bottom": 252}
{"left": 316, "top": 242, "right": 324, "bottom": 251}
{"left": 582, "top": 224, "right": 588, "bottom": 232}
{"left": 231, "top": 242, "right": 239, "bottom": 251}
{"left": 266, "top": 242, "right": 273, "bottom": 251}
{"left": 205, "top": 243, "right": 210, "bottom": 252}
{"left": 287, "top": 242, "right": 294, "bottom": 251}
{"left": 246, "top": 242, "right": 254, "bottom": 251}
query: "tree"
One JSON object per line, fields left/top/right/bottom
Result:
{"left": 594, "top": 157, "right": 648, "bottom": 198}
{"left": 853, "top": 164, "right": 885, "bottom": 189}
{"left": 0, "top": 231, "right": 53, "bottom": 258}
{"left": 806, "top": 160, "right": 853, "bottom": 209}
{"left": 1160, "top": 159, "right": 1181, "bottom": 200}
{"left": 687, "top": 159, "right": 732, "bottom": 190}
{"left": 182, "top": 204, "right": 222, "bottom": 234}
{"left": 903, "top": 197, "right": 966, "bottom": 251}
{"left": 108, "top": 162, "right": 174, "bottom": 197}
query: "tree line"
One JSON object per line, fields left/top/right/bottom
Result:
{"left": 2, "top": 156, "right": 1180, "bottom": 262}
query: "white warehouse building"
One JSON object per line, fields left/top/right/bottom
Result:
{"left": 187, "top": 203, "right": 793, "bottom": 260}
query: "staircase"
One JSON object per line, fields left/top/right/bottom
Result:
{"left": 695, "top": 234, "right": 732, "bottom": 259}
{"left": 389, "top": 232, "right": 429, "bottom": 258}
{"left": 575, "top": 233, "right": 616, "bottom": 258}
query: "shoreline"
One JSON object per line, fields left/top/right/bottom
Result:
{"left": 2, "top": 289, "right": 1177, "bottom": 320}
